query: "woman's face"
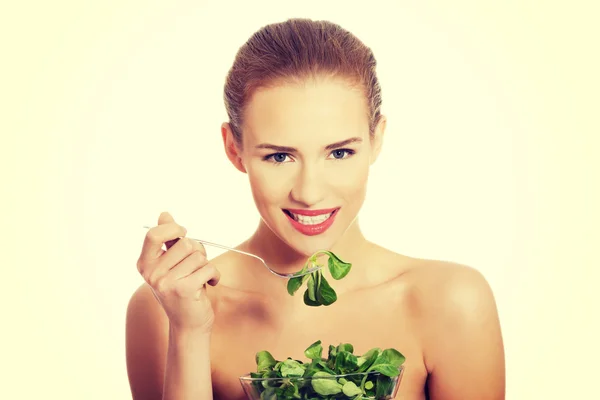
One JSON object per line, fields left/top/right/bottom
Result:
{"left": 224, "top": 76, "right": 385, "bottom": 257}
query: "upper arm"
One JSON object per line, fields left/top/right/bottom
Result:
{"left": 126, "top": 284, "right": 170, "bottom": 400}
{"left": 423, "top": 265, "right": 505, "bottom": 400}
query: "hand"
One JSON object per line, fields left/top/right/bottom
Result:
{"left": 136, "top": 212, "right": 221, "bottom": 333}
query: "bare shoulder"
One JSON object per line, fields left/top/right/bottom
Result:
{"left": 410, "top": 259, "right": 497, "bottom": 309}
{"left": 403, "top": 258, "right": 505, "bottom": 399}
{"left": 402, "top": 258, "right": 501, "bottom": 334}
{"left": 370, "top": 245, "right": 493, "bottom": 296}
{"left": 125, "top": 283, "right": 169, "bottom": 400}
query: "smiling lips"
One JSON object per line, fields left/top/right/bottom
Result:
{"left": 283, "top": 207, "right": 339, "bottom": 236}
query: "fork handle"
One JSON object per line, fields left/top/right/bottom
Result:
{"left": 188, "top": 237, "right": 263, "bottom": 261}
{"left": 192, "top": 239, "right": 232, "bottom": 252}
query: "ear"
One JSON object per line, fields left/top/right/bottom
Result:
{"left": 221, "top": 122, "right": 247, "bottom": 173}
{"left": 369, "top": 115, "right": 386, "bottom": 165}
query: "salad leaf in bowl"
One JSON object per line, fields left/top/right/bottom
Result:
{"left": 239, "top": 340, "right": 405, "bottom": 399}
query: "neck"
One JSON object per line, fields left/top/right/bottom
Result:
{"left": 244, "top": 218, "right": 369, "bottom": 277}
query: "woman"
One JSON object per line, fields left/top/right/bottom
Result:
{"left": 126, "top": 18, "right": 505, "bottom": 400}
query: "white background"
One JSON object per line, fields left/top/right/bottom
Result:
{"left": 2, "top": 1, "right": 598, "bottom": 399}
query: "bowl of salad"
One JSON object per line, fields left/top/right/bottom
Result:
{"left": 239, "top": 341, "right": 405, "bottom": 400}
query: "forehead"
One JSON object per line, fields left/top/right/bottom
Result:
{"left": 242, "top": 77, "right": 370, "bottom": 146}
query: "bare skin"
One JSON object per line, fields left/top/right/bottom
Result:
{"left": 127, "top": 222, "right": 504, "bottom": 400}
{"left": 126, "top": 76, "right": 505, "bottom": 399}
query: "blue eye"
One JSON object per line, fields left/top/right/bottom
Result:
{"left": 273, "top": 153, "right": 287, "bottom": 162}
{"left": 265, "top": 153, "right": 290, "bottom": 163}
{"left": 264, "top": 149, "right": 355, "bottom": 163}
{"left": 330, "top": 149, "right": 355, "bottom": 159}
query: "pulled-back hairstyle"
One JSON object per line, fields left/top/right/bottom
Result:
{"left": 223, "top": 18, "right": 382, "bottom": 144}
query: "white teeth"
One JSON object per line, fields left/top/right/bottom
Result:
{"left": 290, "top": 212, "right": 333, "bottom": 225}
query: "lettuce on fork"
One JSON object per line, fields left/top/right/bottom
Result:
{"left": 287, "top": 250, "right": 352, "bottom": 307}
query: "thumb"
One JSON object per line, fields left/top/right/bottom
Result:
{"left": 158, "top": 211, "right": 175, "bottom": 225}
{"left": 158, "top": 211, "right": 181, "bottom": 251}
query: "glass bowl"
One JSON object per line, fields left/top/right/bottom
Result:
{"left": 239, "top": 367, "right": 404, "bottom": 399}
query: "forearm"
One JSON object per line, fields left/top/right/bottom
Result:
{"left": 163, "top": 326, "right": 213, "bottom": 400}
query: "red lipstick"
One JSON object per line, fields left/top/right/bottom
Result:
{"left": 283, "top": 208, "right": 339, "bottom": 236}
{"left": 285, "top": 207, "right": 338, "bottom": 216}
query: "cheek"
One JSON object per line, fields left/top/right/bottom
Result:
{"left": 328, "top": 159, "right": 370, "bottom": 195}
{"left": 247, "top": 165, "right": 286, "bottom": 205}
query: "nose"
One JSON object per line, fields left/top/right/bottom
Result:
{"left": 289, "top": 162, "right": 326, "bottom": 207}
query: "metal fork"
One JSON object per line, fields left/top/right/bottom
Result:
{"left": 142, "top": 226, "right": 322, "bottom": 279}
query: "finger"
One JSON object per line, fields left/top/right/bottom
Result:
{"left": 158, "top": 238, "right": 202, "bottom": 274}
{"left": 190, "top": 262, "right": 221, "bottom": 287}
{"left": 159, "top": 212, "right": 178, "bottom": 250}
{"left": 189, "top": 238, "right": 207, "bottom": 257}
{"left": 168, "top": 250, "right": 209, "bottom": 280}
{"left": 158, "top": 211, "right": 175, "bottom": 225}
{"left": 140, "top": 222, "right": 187, "bottom": 261}
{"left": 175, "top": 263, "right": 221, "bottom": 298}
{"left": 159, "top": 237, "right": 206, "bottom": 272}
{"left": 165, "top": 235, "right": 206, "bottom": 253}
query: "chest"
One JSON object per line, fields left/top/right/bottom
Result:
{"left": 209, "top": 286, "right": 428, "bottom": 400}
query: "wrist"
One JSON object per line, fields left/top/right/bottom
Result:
{"left": 169, "top": 324, "right": 212, "bottom": 344}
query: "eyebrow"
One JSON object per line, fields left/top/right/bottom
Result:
{"left": 255, "top": 137, "right": 363, "bottom": 152}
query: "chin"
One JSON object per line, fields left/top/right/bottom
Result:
{"left": 284, "top": 238, "right": 336, "bottom": 258}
